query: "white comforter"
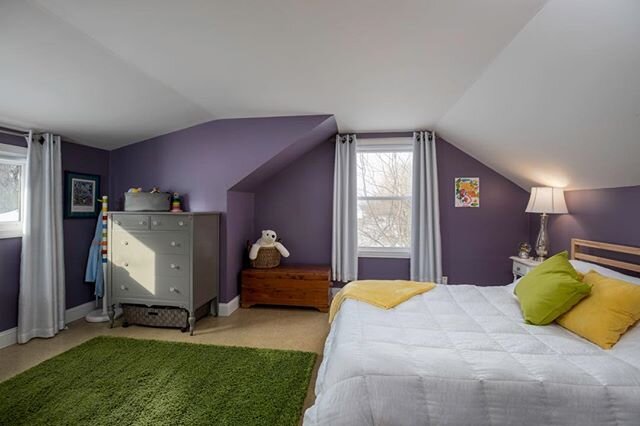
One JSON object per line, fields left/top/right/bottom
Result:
{"left": 304, "top": 284, "right": 640, "bottom": 425}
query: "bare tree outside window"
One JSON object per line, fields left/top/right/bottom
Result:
{"left": 357, "top": 149, "right": 412, "bottom": 250}
{"left": 0, "top": 163, "right": 22, "bottom": 222}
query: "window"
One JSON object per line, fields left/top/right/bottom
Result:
{"left": 0, "top": 143, "right": 26, "bottom": 239}
{"left": 357, "top": 138, "right": 412, "bottom": 258}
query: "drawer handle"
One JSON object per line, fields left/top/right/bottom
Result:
{"left": 170, "top": 241, "right": 179, "bottom": 247}
{"left": 120, "top": 285, "right": 128, "bottom": 291}
{"left": 124, "top": 262, "right": 129, "bottom": 267}
{"left": 178, "top": 221, "right": 185, "bottom": 226}
{"left": 170, "top": 264, "right": 180, "bottom": 270}
{"left": 139, "top": 221, "right": 146, "bottom": 225}
{"left": 115, "top": 220, "right": 121, "bottom": 225}
{"left": 122, "top": 241, "right": 129, "bottom": 246}
{"left": 169, "top": 287, "right": 179, "bottom": 293}
{"left": 152, "top": 221, "right": 159, "bottom": 226}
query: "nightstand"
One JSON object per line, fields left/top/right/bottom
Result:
{"left": 510, "top": 256, "right": 542, "bottom": 281}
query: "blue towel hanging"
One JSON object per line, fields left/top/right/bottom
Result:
{"left": 85, "top": 216, "right": 104, "bottom": 297}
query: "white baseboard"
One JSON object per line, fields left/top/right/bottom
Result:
{"left": 218, "top": 295, "right": 239, "bottom": 317}
{"left": 0, "top": 300, "right": 98, "bottom": 350}
{"left": 0, "top": 327, "right": 17, "bottom": 350}
{"left": 65, "top": 300, "right": 98, "bottom": 324}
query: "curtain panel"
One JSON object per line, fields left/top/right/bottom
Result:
{"left": 18, "top": 132, "right": 66, "bottom": 344}
{"left": 410, "top": 131, "right": 442, "bottom": 282}
{"left": 331, "top": 134, "right": 358, "bottom": 282}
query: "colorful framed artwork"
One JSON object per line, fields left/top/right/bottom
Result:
{"left": 64, "top": 172, "right": 101, "bottom": 218}
{"left": 454, "top": 177, "right": 479, "bottom": 208}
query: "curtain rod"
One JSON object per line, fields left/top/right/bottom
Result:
{"left": 331, "top": 130, "right": 434, "bottom": 140}
{"left": 0, "top": 125, "right": 73, "bottom": 144}
{"left": 0, "top": 126, "right": 28, "bottom": 138}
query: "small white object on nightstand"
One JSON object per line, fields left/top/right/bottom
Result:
{"left": 510, "top": 256, "right": 542, "bottom": 281}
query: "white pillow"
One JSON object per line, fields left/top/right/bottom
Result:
{"left": 570, "top": 259, "right": 640, "bottom": 285}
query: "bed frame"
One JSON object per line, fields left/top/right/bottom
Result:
{"left": 570, "top": 238, "right": 640, "bottom": 274}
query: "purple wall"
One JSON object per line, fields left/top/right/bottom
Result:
{"left": 225, "top": 191, "right": 255, "bottom": 302}
{"left": 108, "top": 115, "right": 338, "bottom": 302}
{"left": 438, "top": 139, "right": 530, "bottom": 285}
{"left": 253, "top": 135, "right": 531, "bottom": 286}
{"left": 109, "top": 115, "right": 335, "bottom": 210}
{"left": 0, "top": 134, "right": 109, "bottom": 332}
{"left": 253, "top": 142, "right": 334, "bottom": 266}
{"left": 62, "top": 142, "right": 110, "bottom": 309}
{"left": 546, "top": 186, "right": 640, "bottom": 254}
{"left": 0, "top": 237, "right": 21, "bottom": 332}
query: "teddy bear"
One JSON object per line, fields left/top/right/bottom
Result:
{"left": 249, "top": 230, "right": 290, "bottom": 260}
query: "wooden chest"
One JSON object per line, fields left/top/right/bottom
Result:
{"left": 241, "top": 265, "right": 331, "bottom": 312}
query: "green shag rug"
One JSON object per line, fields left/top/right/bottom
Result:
{"left": 0, "top": 336, "right": 316, "bottom": 426}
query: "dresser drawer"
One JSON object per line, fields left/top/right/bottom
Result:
{"left": 157, "top": 254, "right": 190, "bottom": 278}
{"left": 112, "top": 214, "right": 150, "bottom": 231}
{"left": 113, "top": 232, "right": 189, "bottom": 256}
{"left": 150, "top": 215, "right": 191, "bottom": 231}
{"left": 112, "top": 265, "right": 156, "bottom": 299}
{"left": 155, "top": 277, "right": 189, "bottom": 303}
{"left": 144, "top": 233, "right": 190, "bottom": 255}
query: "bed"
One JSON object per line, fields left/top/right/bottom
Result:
{"left": 304, "top": 239, "right": 640, "bottom": 425}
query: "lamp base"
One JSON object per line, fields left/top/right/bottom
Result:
{"left": 534, "top": 213, "right": 549, "bottom": 260}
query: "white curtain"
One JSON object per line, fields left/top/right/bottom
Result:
{"left": 331, "top": 134, "right": 358, "bottom": 282}
{"left": 18, "top": 132, "right": 66, "bottom": 344}
{"left": 410, "top": 131, "right": 442, "bottom": 282}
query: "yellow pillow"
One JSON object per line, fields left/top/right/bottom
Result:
{"left": 556, "top": 270, "right": 640, "bottom": 349}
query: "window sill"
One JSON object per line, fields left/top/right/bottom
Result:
{"left": 0, "top": 224, "right": 22, "bottom": 240}
{"left": 358, "top": 250, "right": 410, "bottom": 259}
{"left": 0, "top": 229, "right": 23, "bottom": 239}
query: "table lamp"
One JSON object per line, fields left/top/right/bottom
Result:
{"left": 525, "top": 187, "right": 568, "bottom": 261}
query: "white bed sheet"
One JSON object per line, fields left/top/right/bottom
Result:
{"left": 304, "top": 284, "right": 640, "bottom": 425}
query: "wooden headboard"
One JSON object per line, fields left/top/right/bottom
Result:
{"left": 571, "top": 239, "right": 640, "bottom": 274}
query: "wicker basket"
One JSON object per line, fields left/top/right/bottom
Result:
{"left": 249, "top": 245, "right": 281, "bottom": 269}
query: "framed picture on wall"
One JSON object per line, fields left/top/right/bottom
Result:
{"left": 64, "top": 172, "right": 100, "bottom": 218}
{"left": 454, "top": 177, "right": 480, "bottom": 208}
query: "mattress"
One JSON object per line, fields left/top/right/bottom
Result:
{"left": 304, "top": 284, "right": 640, "bottom": 425}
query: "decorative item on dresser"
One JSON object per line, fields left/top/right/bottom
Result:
{"left": 510, "top": 255, "right": 542, "bottom": 281}
{"left": 241, "top": 266, "right": 331, "bottom": 312}
{"left": 107, "top": 212, "right": 220, "bottom": 335}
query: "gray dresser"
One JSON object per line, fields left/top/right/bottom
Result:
{"left": 107, "top": 212, "right": 220, "bottom": 335}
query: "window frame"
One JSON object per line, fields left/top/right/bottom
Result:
{"left": 356, "top": 137, "right": 413, "bottom": 259}
{"left": 0, "top": 142, "right": 27, "bottom": 239}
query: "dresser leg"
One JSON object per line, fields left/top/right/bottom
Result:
{"left": 212, "top": 297, "right": 219, "bottom": 317}
{"left": 108, "top": 305, "right": 115, "bottom": 329}
{"left": 188, "top": 313, "right": 195, "bottom": 336}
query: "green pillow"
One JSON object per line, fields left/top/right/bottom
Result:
{"left": 514, "top": 251, "right": 591, "bottom": 325}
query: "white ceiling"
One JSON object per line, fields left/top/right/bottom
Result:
{"left": 438, "top": 0, "right": 640, "bottom": 190}
{"left": 1, "top": 0, "right": 638, "bottom": 190}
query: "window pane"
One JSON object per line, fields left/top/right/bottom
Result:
{"left": 357, "top": 199, "right": 411, "bottom": 248}
{"left": 357, "top": 151, "right": 412, "bottom": 197}
{"left": 0, "top": 163, "right": 21, "bottom": 223}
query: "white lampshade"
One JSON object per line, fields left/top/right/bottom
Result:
{"left": 525, "top": 187, "right": 568, "bottom": 214}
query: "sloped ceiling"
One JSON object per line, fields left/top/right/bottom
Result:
{"left": 1, "top": 0, "right": 638, "bottom": 190}
{"left": 437, "top": 0, "right": 640, "bottom": 190}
